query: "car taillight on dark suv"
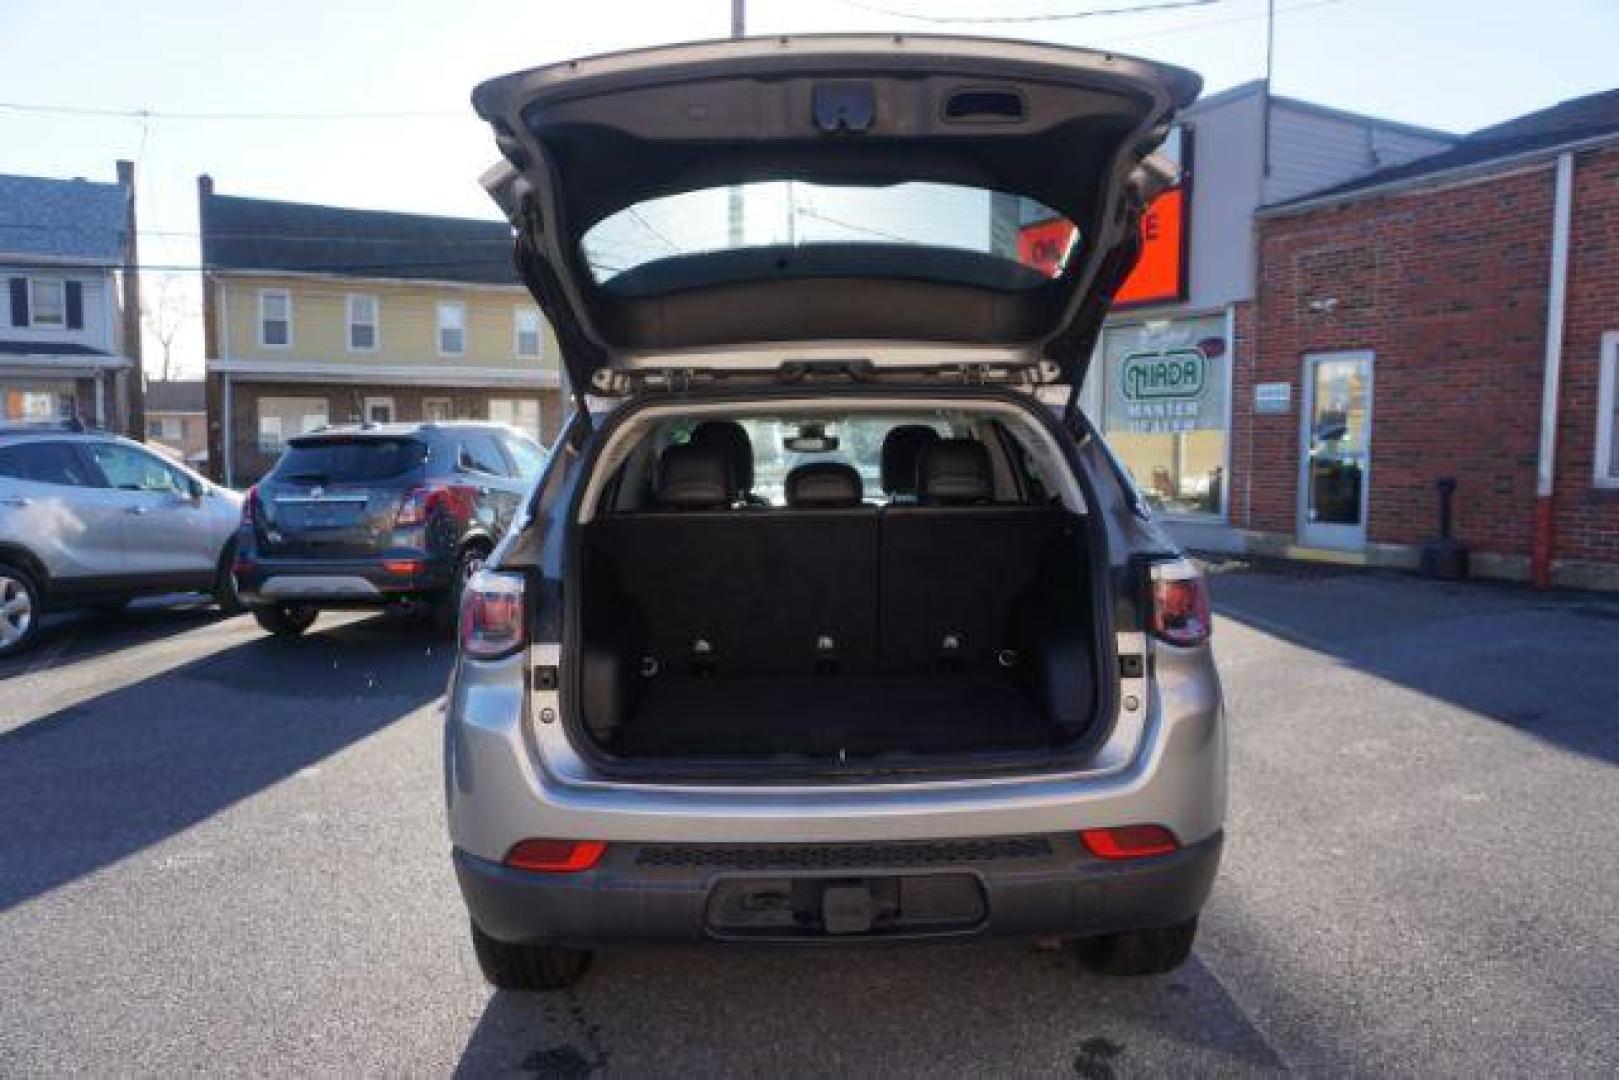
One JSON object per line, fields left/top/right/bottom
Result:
{"left": 395, "top": 482, "right": 475, "bottom": 528}
{"left": 1147, "top": 557, "right": 1212, "bottom": 647}
{"left": 460, "top": 570, "right": 527, "bottom": 659}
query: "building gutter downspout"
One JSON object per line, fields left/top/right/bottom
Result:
{"left": 1531, "top": 152, "right": 1574, "bottom": 589}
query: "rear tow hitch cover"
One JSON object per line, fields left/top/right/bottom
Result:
{"left": 821, "top": 883, "right": 876, "bottom": 934}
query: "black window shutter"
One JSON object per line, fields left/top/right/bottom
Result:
{"left": 65, "top": 281, "right": 84, "bottom": 329}
{"left": 8, "top": 278, "right": 26, "bottom": 327}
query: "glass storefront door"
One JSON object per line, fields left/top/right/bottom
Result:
{"left": 1298, "top": 352, "right": 1373, "bottom": 549}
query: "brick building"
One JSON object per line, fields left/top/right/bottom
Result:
{"left": 1229, "top": 89, "right": 1619, "bottom": 589}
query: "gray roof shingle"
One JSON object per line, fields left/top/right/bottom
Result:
{"left": 145, "top": 380, "right": 206, "bottom": 412}
{"left": 0, "top": 173, "right": 128, "bottom": 264}
{"left": 1267, "top": 87, "right": 1619, "bottom": 209}
{"left": 201, "top": 191, "right": 519, "bottom": 285}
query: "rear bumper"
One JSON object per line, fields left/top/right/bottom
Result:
{"left": 237, "top": 556, "right": 452, "bottom": 607}
{"left": 455, "top": 831, "right": 1221, "bottom": 947}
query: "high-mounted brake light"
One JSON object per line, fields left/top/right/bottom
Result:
{"left": 1080, "top": 825, "right": 1180, "bottom": 860}
{"left": 459, "top": 569, "right": 527, "bottom": 659}
{"left": 1147, "top": 557, "right": 1212, "bottom": 647}
{"left": 504, "top": 839, "right": 606, "bottom": 873}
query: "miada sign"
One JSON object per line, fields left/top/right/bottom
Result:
{"left": 1121, "top": 348, "right": 1207, "bottom": 402}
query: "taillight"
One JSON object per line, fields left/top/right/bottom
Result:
{"left": 396, "top": 482, "right": 473, "bottom": 527}
{"left": 1147, "top": 557, "right": 1212, "bottom": 647}
{"left": 503, "top": 839, "right": 606, "bottom": 874}
{"left": 459, "top": 569, "right": 526, "bottom": 659}
{"left": 240, "top": 484, "right": 260, "bottom": 527}
{"left": 1080, "top": 825, "right": 1180, "bottom": 860}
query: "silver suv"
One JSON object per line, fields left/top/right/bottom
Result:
{"left": 0, "top": 422, "right": 244, "bottom": 656}
{"left": 445, "top": 36, "right": 1224, "bottom": 990}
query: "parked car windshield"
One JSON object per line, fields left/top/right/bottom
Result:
{"left": 581, "top": 181, "right": 1075, "bottom": 285}
{"left": 271, "top": 437, "right": 426, "bottom": 483}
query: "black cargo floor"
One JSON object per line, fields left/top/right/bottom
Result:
{"left": 611, "top": 673, "right": 1067, "bottom": 759}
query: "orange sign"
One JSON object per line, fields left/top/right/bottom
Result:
{"left": 1117, "top": 185, "right": 1186, "bottom": 306}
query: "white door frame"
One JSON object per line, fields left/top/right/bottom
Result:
{"left": 1297, "top": 350, "right": 1374, "bottom": 550}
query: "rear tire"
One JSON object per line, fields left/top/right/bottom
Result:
{"left": 0, "top": 563, "right": 43, "bottom": 658}
{"left": 1073, "top": 917, "right": 1198, "bottom": 976}
{"left": 470, "top": 921, "right": 593, "bottom": 991}
{"left": 214, "top": 539, "right": 245, "bottom": 616}
{"left": 431, "top": 544, "right": 488, "bottom": 636}
{"left": 252, "top": 603, "right": 318, "bottom": 639}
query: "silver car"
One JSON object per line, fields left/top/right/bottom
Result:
{"left": 0, "top": 423, "right": 244, "bottom": 655}
{"left": 445, "top": 35, "right": 1224, "bottom": 990}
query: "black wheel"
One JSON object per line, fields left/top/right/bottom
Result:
{"left": 0, "top": 562, "right": 43, "bottom": 658}
{"left": 252, "top": 603, "right": 319, "bottom": 639}
{"left": 214, "top": 539, "right": 245, "bottom": 616}
{"left": 470, "top": 921, "right": 593, "bottom": 991}
{"left": 431, "top": 544, "right": 489, "bottom": 636}
{"left": 1073, "top": 917, "right": 1198, "bottom": 976}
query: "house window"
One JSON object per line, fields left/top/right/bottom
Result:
{"left": 257, "top": 396, "right": 328, "bottom": 453}
{"left": 30, "top": 278, "right": 66, "bottom": 328}
{"left": 362, "top": 396, "right": 395, "bottom": 424}
{"left": 423, "top": 397, "right": 453, "bottom": 423}
{"left": 259, "top": 290, "right": 291, "bottom": 347}
{"left": 147, "top": 416, "right": 181, "bottom": 441}
{"left": 437, "top": 301, "right": 466, "bottom": 356}
{"left": 1596, "top": 332, "right": 1619, "bottom": 488}
{"left": 489, "top": 397, "right": 541, "bottom": 439}
{"left": 347, "top": 294, "right": 378, "bottom": 351}
{"left": 514, "top": 308, "right": 543, "bottom": 358}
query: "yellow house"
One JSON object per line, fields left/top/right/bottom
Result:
{"left": 199, "top": 177, "right": 561, "bottom": 485}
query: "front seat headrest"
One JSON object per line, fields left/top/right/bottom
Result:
{"left": 918, "top": 439, "right": 993, "bottom": 504}
{"left": 785, "top": 462, "right": 864, "bottom": 508}
{"left": 654, "top": 443, "right": 733, "bottom": 510}
{"left": 689, "top": 420, "right": 755, "bottom": 498}
{"left": 880, "top": 425, "right": 941, "bottom": 496}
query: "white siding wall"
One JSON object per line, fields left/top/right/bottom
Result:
{"left": 1182, "top": 90, "right": 1266, "bottom": 309}
{"left": 1, "top": 266, "right": 118, "bottom": 353}
{"left": 1263, "top": 104, "right": 1453, "bottom": 205}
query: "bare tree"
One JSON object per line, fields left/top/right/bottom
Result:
{"left": 141, "top": 273, "right": 194, "bottom": 384}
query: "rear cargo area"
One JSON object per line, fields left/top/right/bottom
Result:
{"left": 574, "top": 503, "right": 1101, "bottom": 765}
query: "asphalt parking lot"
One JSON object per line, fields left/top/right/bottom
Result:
{"left": 2, "top": 567, "right": 1616, "bottom": 1077}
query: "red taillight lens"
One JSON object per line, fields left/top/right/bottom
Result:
{"left": 504, "top": 839, "right": 606, "bottom": 873}
{"left": 396, "top": 482, "right": 474, "bottom": 527}
{"left": 240, "top": 484, "right": 260, "bottom": 527}
{"left": 1080, "top": 825, "right": 1180, "bottom": 860}
{"left": 382, "top": 558, "right": 423, "bottom": 576}
{"left": 459, "top": 569, "right": 526, "bottom": 659}
{"left": 394, "top": 485, "right": 433, "bottom": 527}
{"left": 1148, "top": 558, "right": 1212, "bottom": 647}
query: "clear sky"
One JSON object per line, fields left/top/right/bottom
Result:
{"left": 4, "top": 0, "right": 1616, "bottom": 372}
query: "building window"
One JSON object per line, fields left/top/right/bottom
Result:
{"left": 1596, "top": 332, "right": 1619, "bottom": 488}
{"left": 437, "top": 301, "right": 466, "bottom": 356}
{"left": 347, "top": 294, "right": 378, "bottom": 351}
{"left": 362, "top": 396, "right": 395, "bottom": 424}
{"left": 257, "top": 396, "right": 328, "bottom": 453}
{"left": 29, "top": 278, "right": 66, "bottom": 328}
{"left": 514, "top": 307, "right": 543, "bottom": 358}
{"left": 259, "top": 290, "right": 291, "bottom": 348}
{"left": 423, "top": 397, "right": 452, "bottom": 423}
{"left": 147, "top": 416, "right": 182, "bottom": 441}
{"left": 489, "top": 397, "right": 541, "bottom": 439}
{"left": 1088, "top": 313, "right": 1230, "bottom": 517}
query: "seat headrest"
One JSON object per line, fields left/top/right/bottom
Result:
{"left": 880, "top": 425, "right": 941, "bottom": 496}
{"left": 654, "top": 443, "right": 733, "bottom": 509}
{"left": 918, "top": 439, "right": 993, "bottom": 504}
{"left": 689, "top": 420, "right": 754, "bottom": 496}
{"left": 785, "top": 461, "right": 863, "bottom": 508}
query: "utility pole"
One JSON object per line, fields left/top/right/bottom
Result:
{"left": 1261, "top": 0, "right": 1275, "bottom": 178}
{"left": 728, "top": 0, "right": 746, "bottom": 246}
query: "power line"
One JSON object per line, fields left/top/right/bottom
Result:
{"left": 0, "top": 101, "right": 461, "bottom": 122}
{"left": 828, "top": 0, "right": 1223, "bottom": 24}
{"left": 1111, "top": 0, "right": 1339, "bottom": 42}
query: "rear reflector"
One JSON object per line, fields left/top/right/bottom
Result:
{"left": 504, "top": 839, "right": 607, "bottom": 873}
{"left": 382, "top": 558, "right": 423, "bottom": 575}
{"left": 1080, "top": 825, "right": 1179, "bottom": 860}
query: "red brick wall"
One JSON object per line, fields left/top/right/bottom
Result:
{"left": 1243, "top": 163, "right": 1560, "bottom": 558}
{"left": 1551, "top": 145, "right": 1619, "bottom": 564}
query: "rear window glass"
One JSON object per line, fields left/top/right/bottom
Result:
{"left": 582, "top": 181, "right": 1075, "bottom": 286}
{"left": 271, "top": 438, "right": 426, "bottom": 483}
